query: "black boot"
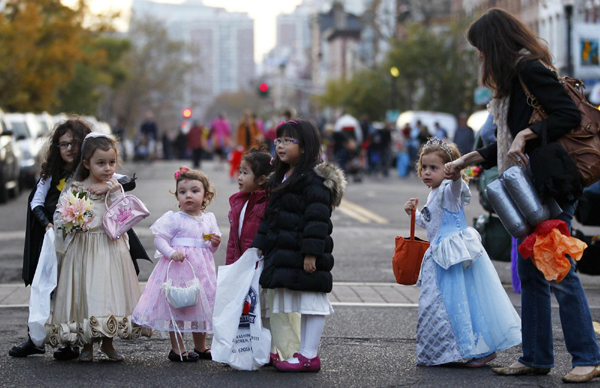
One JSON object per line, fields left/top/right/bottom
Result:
{"left": 8, "top": 337, "right": 45, "bottom": 357}
{"left": 53, "top": 344, "right": 80, "bottom": 361}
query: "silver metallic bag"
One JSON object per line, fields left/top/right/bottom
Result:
{"left": 502, "top": 166, "right": 550, "bottom": 226}
{"left": 486, "top": 178, "right": 532, "bottom": 238}
{"left": 485, "top": 166, "right": 561, "bottom": 238}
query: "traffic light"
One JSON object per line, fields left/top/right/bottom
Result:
{"left": 182, "top": 108, "right": 193, "bottom": 119}
{"left": 258, "top": 82, "right": 269, "bottom": 97}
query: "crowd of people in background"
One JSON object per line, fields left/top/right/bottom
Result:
{"left": 120, "top": 108, "right": 475, "bottom": 187}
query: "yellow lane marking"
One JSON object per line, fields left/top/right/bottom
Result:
{"left": 594, "top": 321, "right": 600, "bottom": 335}
{"left": 337, "top": 205, "right": 371, "bottom": 223}
{"left": 339, "top": 199, "right": 389, "bottom": 224}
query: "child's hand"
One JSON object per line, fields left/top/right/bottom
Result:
{"left": 106, "top": 178, "right": 120, "bottom": 193}
{"left": 404, "top": 198, "right": 418, "bottom": 215}
{"left": 210, "top": 234, "right": 221, "bottom": 247}
{"left": 444, "top": 160, "right": 463, "bottom": 181}
{"left": 171, "top": 252, "right": 185, "bottom": 262}
{"left": 257, "top": 250, "right": 263, "bottom": 258}
{"left": 304, "top": 255, "right": 317, "bottom": 274}
{"left": 88, "top": 182, "right": 109, "bottom": 195}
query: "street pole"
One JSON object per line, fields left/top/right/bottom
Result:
{"left": 390, "top": 66, "right": 400, "bottom": 110}
{"left": 565, "top": 3, "right": 574, "bottom": 77}
{"left": 391, "top": 76, "right": 396, "bottom": 110}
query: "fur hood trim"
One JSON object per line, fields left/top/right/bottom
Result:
{"left": 314, "top": 162, "right": 347, "bottom": 209}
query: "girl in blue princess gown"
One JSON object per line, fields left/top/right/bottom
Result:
{"left": 404, "top": 138, "right": 521, "bottom": 367}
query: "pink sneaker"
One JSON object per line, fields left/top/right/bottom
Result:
{"left": 275, "top": 353, "right": 321, "bottom": 373}
{"left": 268, "top": 352, "right": 280, "bottom": 366}
{"left": 465, "top": 352, "right": 497, "bottom": 368}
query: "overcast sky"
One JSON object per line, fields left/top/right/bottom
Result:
{"left": 62, "top": 0, "right": 303, "bottom": 62}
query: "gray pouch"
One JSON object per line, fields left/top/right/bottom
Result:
{"left": 486, "top": 178, "right": 532, "bottom": 238}
{"left": 502, "top": 166, "right": 550, "bottom": 226}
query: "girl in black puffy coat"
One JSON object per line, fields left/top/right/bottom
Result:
{"left": 252, "top": 119, "right": 346, "bottom": 372}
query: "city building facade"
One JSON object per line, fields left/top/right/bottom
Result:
{"left": 458, "top": 0, "right": 600, "bottom": 97}
{"left": 131, "top": 0, "right": 255, "bottom": 120}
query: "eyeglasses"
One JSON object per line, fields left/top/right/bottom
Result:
{"left": 57, "top": 142, "right": 78, "bottom": 150}
{"left": 273, "top": 138, "right": 299, "bottom": 146}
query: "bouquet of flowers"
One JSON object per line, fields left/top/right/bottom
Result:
{"left": 55, "top": 190, "right": 95, "bottom": 235}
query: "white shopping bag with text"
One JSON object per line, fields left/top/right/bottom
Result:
{"left": 28, "top": 229, "right": 58, "bottom": 347}
{"left": 212, "top": 248, "right": 271, "bottom": 370}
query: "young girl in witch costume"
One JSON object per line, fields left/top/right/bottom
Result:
{"left": 251, "top": 119, "right": 346, "bottom": 372}
{"left": 10, "top": 120, "right": 92, "bottom": 360}
{"left": 46, "top": 133, "right": 151, "bottom": 362}
{"left": 9, "top": 121, "right": 146, "bottom": 360}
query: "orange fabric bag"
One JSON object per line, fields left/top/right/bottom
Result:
{"left": 392, "top": 210, "right": 430, "bottom": 285}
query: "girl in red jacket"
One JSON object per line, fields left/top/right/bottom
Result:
{"left": 226, "top": 148, "right": 272, "bottom": 264}
{"left": 228, "top": 147, "right": 295, "bottom": 367}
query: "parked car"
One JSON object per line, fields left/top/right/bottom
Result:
{"left": 0, "top": 109, "right": 22, "bottom": 203}
{"left": 96, "top": 121, "right": 112, "bottom": 135}
{"left": 5, "top": 113, "right": 43, "bottom": 187}
{"left": 80, "top": 116, "right": 112, "bottom": 135}
{"left": 52, "top": 113, "right": 68, "bottom": 126}
{"left": 36, "top": 112, "right": 55, "bottom": 136}
{"left": 395, "top": 111, "right": 458, "bottom": 140}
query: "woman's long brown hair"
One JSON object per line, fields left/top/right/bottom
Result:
{"left": 467, "top": 8, "right": 553, "bottom": 98}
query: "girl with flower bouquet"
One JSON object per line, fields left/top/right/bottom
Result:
{"left": 47, "top": 133, "right": 151, "bottom": 362}
{"left": 10, "top": 120, "right": 145, "bottom": 361}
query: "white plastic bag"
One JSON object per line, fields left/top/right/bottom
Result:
{"left": 28, "top": 229, "right": 58, "bottom": 347}
{"left": 212, "top": 248, "right": 271, "bottom": 370}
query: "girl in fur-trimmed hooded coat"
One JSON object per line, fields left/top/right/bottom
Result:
{"left": 252, "top": 119, "right": 346, "bottom": 373}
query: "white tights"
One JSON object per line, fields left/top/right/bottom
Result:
{"left": 286, "top": 314, "right": 325, "bottom": 363}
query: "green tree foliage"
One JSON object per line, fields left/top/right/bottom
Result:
{"left": 59, "top": 37, "right": 131, "bottom": 116}
{"left": 0, "top": 0, "right": 85, "bottom": 112}
{"left": 317, "top": 18, "right": 479, "bottom": 119}
{"left": 0, "top": 0, "right": 130, "bottom": 115}
{"left": 318, "top": 70, "right": 392, "bottom": 120}
{"left": 387, "top": 20, "right": 479, "bottom": 115}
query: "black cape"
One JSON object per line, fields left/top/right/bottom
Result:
{"left": 22, "top": 174, "right": 150, "bottom": 286}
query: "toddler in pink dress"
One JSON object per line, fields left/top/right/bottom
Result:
{"left": 133, "top": 167, "right": 221, "bottom": 362}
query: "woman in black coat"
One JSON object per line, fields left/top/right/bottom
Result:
{"left": 252, "top": 119, "right": 346, "bottom": 372}
{"left": 445, "top": 8, "right": 600, "bottom": 383}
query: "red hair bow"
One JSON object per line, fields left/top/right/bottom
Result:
{"left": 174, "top": 167, "right": 189, "bottom": 179}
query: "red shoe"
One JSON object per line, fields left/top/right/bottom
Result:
{"left": 267, "top": 352, "right": 280, "bottom": 366}
{"left": 275, "top": 353, "right": 321, "bottom": 373}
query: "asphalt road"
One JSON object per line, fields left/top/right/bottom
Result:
{"left": 2, "top": 306, "right": 598, "bottom": 388}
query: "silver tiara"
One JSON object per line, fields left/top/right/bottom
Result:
{"left": 425, "top": 137, "right": 453, "bottom": 159}
{"left": 80, "top": 132, "right": 113, "bottom": 161}
{"left": 84, "top": 132, "right": 110, "bottom": 140}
